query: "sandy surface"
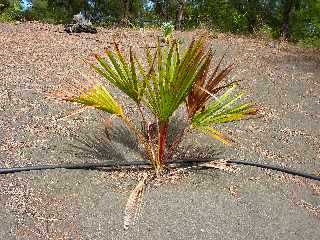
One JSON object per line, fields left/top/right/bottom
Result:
{"left": 0, "top": 22, "right": 319, "bottom": 239}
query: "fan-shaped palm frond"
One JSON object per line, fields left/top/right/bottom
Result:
{"left": 92, "top": 44, "right": 145, "bottom": 104}
{"left": 141, "top": 36, "right": 209, "bottom": 122}
{"left": 57, "top": 80, "right": 123, "bottom": 117}
{"left": 191, "top": 84, "right": 258, "bottom": 143}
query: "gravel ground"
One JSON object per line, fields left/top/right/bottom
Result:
{"left": 0, "top": 22, "right": 319, "bottom": 239}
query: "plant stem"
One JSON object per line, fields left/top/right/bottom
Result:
{"left": 137, "top": 104, "right": 148, "bottom": 133}
{"left": 137, "top": 104, "right": 156, "bottom": 161}
{"left": 157, "top": 120, "right": 169, "bottom": 169}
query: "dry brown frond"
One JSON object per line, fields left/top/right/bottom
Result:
{"left": 296, "top": 200, "right": 320, "bottom": 218}
{"left": 199, "top": 159, "right": 239, "bottom": 173}
{"left": 123, "top": 173, "right": 150, "bottom": 230}
{"left": 50, "top": 75, "right": 102, "bottom": 102}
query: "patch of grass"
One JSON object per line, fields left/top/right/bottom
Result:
{"left": 299, "top": 37, "right": 320, "bottom": 48}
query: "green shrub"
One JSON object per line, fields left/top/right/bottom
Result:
{"left": 161, "top": 21, "right": 174, "bottom": 42}
{"left": 300, "top": 36, "right": 320, "bottom": 48}
{"left": 0, "top": 0, "right": 23, "bottom": 22}
{"left": 232, "top": 12, "right": 248, "bottom": 33}
{"left": 256, "top": 24, "right": 277, "bottom": 39}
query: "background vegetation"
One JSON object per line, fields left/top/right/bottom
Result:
{"left": 0, "top": 0, "right": 319, "bottom": 46}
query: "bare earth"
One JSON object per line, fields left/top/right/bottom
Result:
{"left": 0, "top": 22, "right": 319, "bottom": 239}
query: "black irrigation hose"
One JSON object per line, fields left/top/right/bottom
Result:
{"left": 227, "top": 160, "right": 320, "bottom": 181}
{"left": 0, "top": 159, "right": 319, "bottom": 181}
{"left": 0, "top": 161, "right": 152, "bottom": 174}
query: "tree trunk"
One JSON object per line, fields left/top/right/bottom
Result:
{"left": 175, "top": 0, "right": 186, "bottom": 30}
{"left": 123, "top": 0, "right": 130, "bottom": 19}
{"left": 247, "top": 0, "right": 258, "bottom": 32}
{"left": 281, "top": 0, "right": 294, "bottom": 40}
{"left": 154, "top": 0, "right": 164, "bottom": 17}
{"left": 120, "top": 0, "right": 132, "bottom": 26}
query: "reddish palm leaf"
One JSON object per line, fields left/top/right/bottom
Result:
{"left": 187, "top": 52, "right": 235, "bottom": 118}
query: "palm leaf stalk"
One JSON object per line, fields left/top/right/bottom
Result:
{"left": 55, "top": 36, "right": 258, "bottom": 175}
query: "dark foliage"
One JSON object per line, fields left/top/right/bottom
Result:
{"left": 2, "top": 1, "right": 318, "bottom": 44}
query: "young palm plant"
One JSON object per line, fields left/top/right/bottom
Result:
{"left": 56, "top": 36, "right": 257, "bottom": 176}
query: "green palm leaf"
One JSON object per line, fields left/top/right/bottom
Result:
{"left": 141, "top": 37, "right": 209, "bottom": 122}
{"left": 191, "top": 84, "right": 258, "bottom": 143}
{"left": 92, "top": 44, "right": 145, "bottom": 104}
{"left": 66, "top": 84, "right": 123, "bottom": 116}
{"left": 197, "top": 126, "right": 232, "bottom": 145}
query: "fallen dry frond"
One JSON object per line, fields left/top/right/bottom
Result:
{"left": 296, "top": 200, "right": 320, "bottom": 218}
{"left": 199, "top": 159, "right": 239, "bottom": 173}
{"left": 123, "top": 173, "right": 150, "bottom": 230}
